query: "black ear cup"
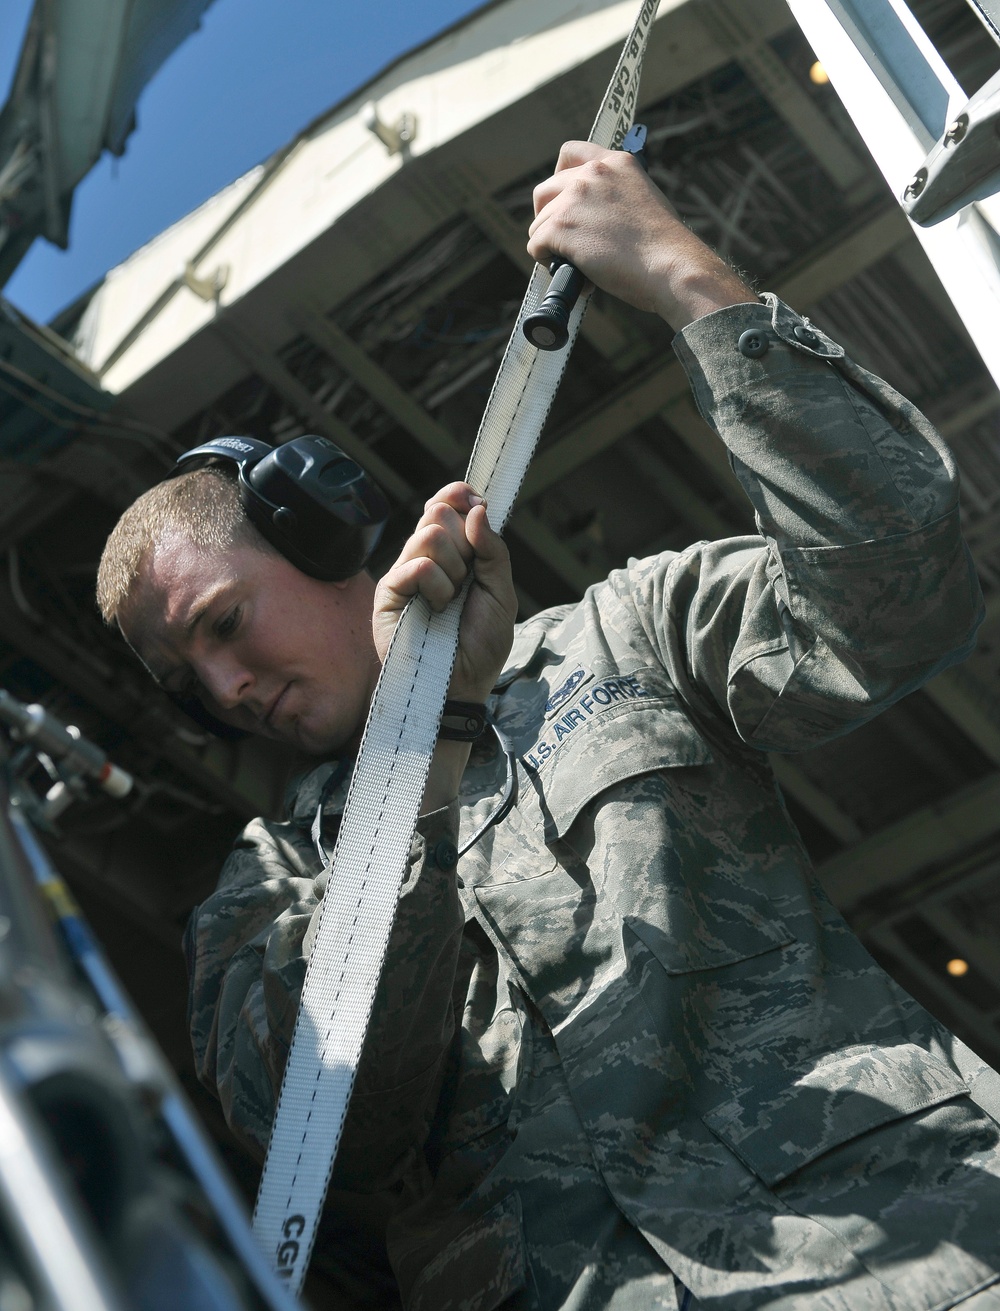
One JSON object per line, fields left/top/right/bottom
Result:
{"left": 174, "top": 435, "right": 389, "bottom": 580}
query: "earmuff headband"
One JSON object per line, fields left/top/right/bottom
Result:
{"left": 174, "top": 434, "right": 389, "bottom": 582}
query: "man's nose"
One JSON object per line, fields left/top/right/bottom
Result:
{"left": 196, "top": 656, "right": 254, "bottom": 711}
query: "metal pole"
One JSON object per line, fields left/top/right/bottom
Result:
{"left": 786, "top": 0, "right": 1000, "bottom": 390}
{"left": 0, "top": 1058, "right": 126, "bottom": 1311}
{"left": 10, "top": 809, "right": 301, "bottom": 1311}
{"left": 965, "top": 0, "right": 1000, "bottom": 47}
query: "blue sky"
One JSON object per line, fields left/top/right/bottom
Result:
{"left": 1, "top": 0, "right": 484, "bottom": 324}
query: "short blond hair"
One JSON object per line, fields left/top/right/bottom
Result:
{"left": 96, "top": 468, "right": 272, "bottom": 625}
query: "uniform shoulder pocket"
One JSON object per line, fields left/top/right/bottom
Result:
{"left": 520, "top": 665, "right": 713, "bottom": 841}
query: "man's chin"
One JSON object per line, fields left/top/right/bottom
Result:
{"left": 279, "top": 716, "right": 346, "bottom": 758}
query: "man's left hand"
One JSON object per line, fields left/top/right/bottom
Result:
{"left": 373, "top": 483, "right": 517, "bottom": 703}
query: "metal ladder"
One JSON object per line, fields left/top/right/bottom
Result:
{"left": 785, "top": 0, "right": 1000, "bottom": 389}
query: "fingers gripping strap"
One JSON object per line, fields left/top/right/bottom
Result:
{"left": 252, "top": 1, "right": 661, "bottom": 1291}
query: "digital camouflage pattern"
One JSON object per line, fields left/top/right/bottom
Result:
{"left": 186, "top": 297, "right": 1000, "bottom": 1310}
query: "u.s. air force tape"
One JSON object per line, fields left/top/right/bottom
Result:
{"left": 251, "top": 0, "right": 662, "bottom": 1291}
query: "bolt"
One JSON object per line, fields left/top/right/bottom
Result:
{"left": 903, "top": 169, "right": 927, "bottom": 201}
{"left": 396, "top": 112, "right": 417, "bottom": 146}
{"left": 944, "top": 113, "right": 969, "bottom": 145}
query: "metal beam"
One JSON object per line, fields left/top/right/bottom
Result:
{"left": 461, "top": 189, "right": 644, "bottom": 367}
{"left": 818, "top": 771, "right": 1000, "bottom": 913}
{"left": 770, "top": 754, "right": 864, "bottom": 845}
{"left": 889, "top": 240, "right": 971, "bottom": 342}
{"left": 937, "top": 388, "right": 1000, "bottom": 440}
{"left": 357, "top": 243, "right": 497, "bottom": 352}
{"left": 620, "top": 434, "right": 733, "bottom": 541}
{"left": 697, "top": 0, "right": 874, "bottom": 198}
{"left": 521, "top": 356, "right": 691, "bottom": 500}
{"left": 924, "top": 665, "right": 1000, "bottom": 766}
{"left": 957, "top": 501, "right": 1000, "bottom": 560}
{"left": 291, "top": 308, "right": 467, "bottom": 472}
{"left": 51, "top": 841, "right": 182, "bottom": 953}
{"left": 509, "top": 512, "right": 600, "bottom": 594}
{"left": 775, "top": 206, "right": 910, "bottom": 306}
{"left": 214, "top": 319, "right": 417, "bottom": 506}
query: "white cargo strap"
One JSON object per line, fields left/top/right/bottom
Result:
{"left": 253, "top": 0, "right": 660, "bottom": 1292}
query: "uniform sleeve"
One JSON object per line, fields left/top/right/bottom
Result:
{"left": 622, "top": 293, "right": 983, "bottom": 751}
{"left": 186, "top": 802, "right": 466, "bottom": 1190}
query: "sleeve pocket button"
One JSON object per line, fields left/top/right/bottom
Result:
{"left": 738, "top": 329, "right": 769, "bottom": 358}
{"left": 432, "top": 839, "right": 459, "bottom": 870}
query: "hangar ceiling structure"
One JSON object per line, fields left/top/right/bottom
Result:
{"left": 1, "top": 0, "right": 999, "bottom": 1140}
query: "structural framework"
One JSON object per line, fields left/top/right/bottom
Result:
{"left": 0, "top": 0, "right": 998, "bottom": 1176}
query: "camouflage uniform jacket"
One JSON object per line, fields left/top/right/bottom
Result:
{"left": 187, "top": 297, "right": 1000, "bottom": 1311}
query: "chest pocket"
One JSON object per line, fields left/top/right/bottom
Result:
{"left": 474, "top": 866, "right": 606, "bottom": 1033}
{"left": 703, "top": 1043, "right": 970, "bottom": 1186}
{"left": 701, "top": 1044, "right": 1000, "bottom": 1308}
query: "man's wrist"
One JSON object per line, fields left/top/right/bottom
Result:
{"left": 651, "top": 246, "right": 758, "bottom": 331}
{"left": 421, "top": 738, "right": 474, "bottom": 815}
{"left": 447, "top": 676, "right": 497, "bottom": 705}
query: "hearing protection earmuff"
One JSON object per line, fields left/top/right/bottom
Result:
{"left": 174, "top": 434, "right": 390, "bottom": 580}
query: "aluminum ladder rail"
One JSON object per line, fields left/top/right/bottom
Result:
{"left": 785, "top": 0, "right": 1000, "bottom": 390}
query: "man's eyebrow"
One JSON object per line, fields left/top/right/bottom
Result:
{"left": 140, "top": 583, "right": 230, "bottom": 689}
{"left": 182, "top": 581, "right": 230, "bottom": 638}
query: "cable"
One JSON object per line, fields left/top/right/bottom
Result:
{"left": 457, "top": 722, "right": 519, "bottom": 859}
{"left": 7, "top": 548, "right": 44, "bottom": 625}
{"left": 311, "top": 758, "right": 353, "bottom": 868}
{"left": 0, "top": 356, "right": 178, "bottom": 458}
{"left": 0, "top": 374, "right": 175, "bottom": 469}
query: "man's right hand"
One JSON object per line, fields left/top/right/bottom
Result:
{"left": 527, "top": 141, "right": 756, "bottom": 330}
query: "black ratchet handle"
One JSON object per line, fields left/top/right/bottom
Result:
{"left": 522, "top": 123, "right": 648, "bottom": 352}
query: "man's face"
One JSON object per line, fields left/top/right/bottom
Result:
{"left": 119, "top": 532, "right": 381, "bottom": 755}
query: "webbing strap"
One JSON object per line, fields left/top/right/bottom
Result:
{"left": 252, "top": 1, "right": 660, "bottom": 1292}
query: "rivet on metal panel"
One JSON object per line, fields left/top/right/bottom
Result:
{"left": 903, "top": 168, "right": 927, "bottom": 200}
